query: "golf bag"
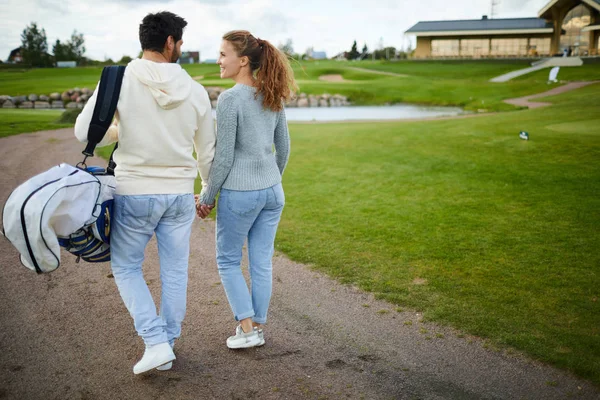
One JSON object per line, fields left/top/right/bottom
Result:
{"left": 1, "top": 66, "right": 125, "bottom": 273}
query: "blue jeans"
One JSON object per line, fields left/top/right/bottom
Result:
{"left": 110, "top": 194, "right": 195, "bottom": 347}
{"left": 216, "top": 183, "right": 285, "bottom": 324}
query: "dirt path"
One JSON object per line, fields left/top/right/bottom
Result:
{"left": 503, "top": 81, "right": 599, "bottom": 108}
{"left": 1, "top": 129, "right": 598, "bottom": 399}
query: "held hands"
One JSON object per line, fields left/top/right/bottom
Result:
{"left": 194, "top": 194, "right": 214, "bottom": 219}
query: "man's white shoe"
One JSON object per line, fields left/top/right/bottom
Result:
{"left": 156, "top": 361, "right": 173, "bottom": 371}
{"left": 156, "top": 342, "right": 175, "bottom": 371}
{"left": 133, "top": 342, "right": 175, "bottom": 375}
{"left": 226, "top": 325, "right": 262, "bottom": 349}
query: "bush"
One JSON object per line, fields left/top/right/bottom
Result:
{"left": 55, "top": 108, "right": 82, "bottom": 123}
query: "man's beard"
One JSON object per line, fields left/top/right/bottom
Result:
{"left": 170, "top": 49, "right": 180, "bottom": 63}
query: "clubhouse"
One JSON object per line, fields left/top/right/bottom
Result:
{"left": 405, "top": 0, "right": 600, "bottom": 58}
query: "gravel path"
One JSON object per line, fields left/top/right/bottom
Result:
{"left": 503, "top": 81, "right": 598, "bottom": 109}
{"left": 1, "top": 128, "right": 598, "bottom": 399}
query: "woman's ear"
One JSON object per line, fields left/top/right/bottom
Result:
{"left": 240, "top": 56, "right": 249, "bottom": 67}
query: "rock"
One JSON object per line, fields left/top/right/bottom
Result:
{"left": 73, "top": 87, "right": 81, "bottom": 93}
{"left": 81, "top": 88, "right": 91, "bottom": 95}
{"left": 297, "top": 98, "right": 309, "bottom": 107}
{"left": 299, "top": 92, "right": 307, "bottom": 99}
{"left": 35, "top": 101, "right": 50, "bottom": 109}
{"left": 13, "top": 96, "right": 27, "bottom": 105}
{"left": 209, "top": 90, "right": 220, "bottom": 101}
{"left": 20, "top": 101, "right": 34, "bottom": 109}
{"left": 71, "top": 94, "right": 79, "bottom": 102}
{"left": 66, "top": 102, "right": 79, "bottom": 109}
{"left": 28, "top": 94, "right": 38, "bottom": 101}
{"left": 309, "top": 98, "right": 319, "bottom": 107}
{"left": 0, "top": 95, "right": 10, "bottom": 105}
{"left": 321, "top": 93, "right": 331, "bottom": 100}
{"left": 2, "top": 100, "right": 15, "bottom": 108}
{"left": 77, "top": 103, "right": 84, "bottom": 109}
{"left": 50, "top": 92, "right": 61, "bottom": 100}
{"left": 61, "top": 91, "right": 71, "bottom": 101}
{"left": 319, "top": 99, "right": 328, "bottom": 107}
{"left": 51, "top": 100, "right": 64, "bottom": 109}
{"left": 286, "top": 99, "right": 297, "bottom": 108}
{"left": 210, "top": 100, "right": 218, "bottom": 109}
{"left": 39, "top": 95, "right": 49, "bottom": 101}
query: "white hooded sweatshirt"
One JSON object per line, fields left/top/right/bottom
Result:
{"left": 75, "top": 58, "right": 215, "bottom": 195}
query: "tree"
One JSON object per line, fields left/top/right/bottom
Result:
{"left": 20, "top": 22, "right": 51, "bottom": 67}
{"left": 362, "top": 43, "right": 368, "bottom": 55}
{"left": 373, "top": 46, "right": 397, "bottom": 60}
{"left": 347, "top": 40, "right": 359, "bottom": 60}
{"left": 118, "top": 55, "right": 133, "bottom": 65}
{"left": 278, "top": 39, "right": 294, "bottom": 57}
{"left": 53, "top": 39, "right": 69, "bottom": 61}
{"left": 68, "top": 30, "right": 86, "bottom": 62}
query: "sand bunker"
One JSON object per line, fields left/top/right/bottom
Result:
{"left": 318, "top": 74, "right": 347, "bottom": 82}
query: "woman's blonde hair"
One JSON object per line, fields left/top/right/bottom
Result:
{"left": 223, "top": 30, "right": 297, "bottom": 112}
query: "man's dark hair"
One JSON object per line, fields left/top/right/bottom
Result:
{"left": 139, "top": 11, "right": 187, "bottom": 52}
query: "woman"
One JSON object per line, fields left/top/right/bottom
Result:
{"left": 198, "top": 30, "right": 297, "bottom": 348}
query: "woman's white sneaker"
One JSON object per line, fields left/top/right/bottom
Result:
{"left": 226, "top": 325, "right": 262, "bottom": 349}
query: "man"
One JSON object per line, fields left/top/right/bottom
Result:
{"left": 74, "top": 11, "right": 215, "bottom": 374}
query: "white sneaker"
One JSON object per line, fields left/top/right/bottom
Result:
{"left": 226, "top": 325, "right": 262, "bottom": 349}
{"left": 156, "top": 342, "right": 175, "bottom": 371}
{"left": 133, "top": 342, "right": 175, "bottom": 375}
{"left": 257, "top": 328, "right": 265, "bottom": 347}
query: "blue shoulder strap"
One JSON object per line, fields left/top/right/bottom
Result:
{"left": 81, "top": 65, "right": 125, "bottom": 160}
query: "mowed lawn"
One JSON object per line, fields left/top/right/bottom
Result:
{"left": 0, "top": 109, "right": 71, "bottom": 138}
{"left": 277, "top": 84, "right": 600, "bottom": 383}
{"left": 3, "top": 60, "right": 597, "bottom": 112}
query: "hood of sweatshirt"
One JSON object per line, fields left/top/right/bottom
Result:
{"left": 127, "top": 58, "right": 192, "bottom": 110}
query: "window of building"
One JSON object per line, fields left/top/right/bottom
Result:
{"left": 560, "top": 4, "right": 591, "bottom": 56}
{"left": 431, "top": 39, "right": 460, "bottom": 56}
{"left": 490, "top": 38, "right": 528, "bottom": 56}
{"left": 460, "top": 39, "right": 490, "bottom": 57}
{"left": 529, "top": 38, "right": 551, "bottom": 56}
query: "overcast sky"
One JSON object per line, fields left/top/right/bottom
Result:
{"left": 1, "top": 0, "right": 550, "bottom": 62}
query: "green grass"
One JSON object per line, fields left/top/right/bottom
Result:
{"left": 3, "top": 60, "right": 596, "bottom": 112}
{"left": 0, "top": 109, "right": 72, "bottom": 138}
{"left": 276, "top": 83, "right": 600, "bottom": 384}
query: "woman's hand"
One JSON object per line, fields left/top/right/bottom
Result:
{"left": 195, "top": 202, "right": 214, "bottom": 219}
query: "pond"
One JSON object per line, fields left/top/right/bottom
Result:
{"left": 213, "top": 104, "right": 466, "bottom": 122}
{"left": 284, "top": 105, "right": 466, "bottom": 122}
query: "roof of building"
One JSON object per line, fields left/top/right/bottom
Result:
{"left": 405, "top": 17, "right": 553, "bottom": 34}
{"left": 539, "top": 0, "right": 600, "bottom": 18}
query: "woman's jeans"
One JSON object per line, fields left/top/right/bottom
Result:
{"left": 216, "top": 183, "right": 285, "bottom": 324}
{"left": 110, "top": 194, "right": 195, "bottom": 347}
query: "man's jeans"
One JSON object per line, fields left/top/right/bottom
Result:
{"left": 111, "top": 194, "right": 195, "bottom": 347}
{"left": 216, "top": 183, "right": 285, "bottom": 324}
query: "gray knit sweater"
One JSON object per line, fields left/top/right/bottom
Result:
{"left": 200, "top": 83, "right": 290, "bottom": 205}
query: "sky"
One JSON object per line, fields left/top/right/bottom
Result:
{"left": 1, "top": 0, "right": 551, "bottom": 62}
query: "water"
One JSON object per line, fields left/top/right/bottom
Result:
{"left": 283, "top": 105, "right": 465, "bottom": 122}
{"left": 211, "top": 104, "right": 465, "bottom": 122}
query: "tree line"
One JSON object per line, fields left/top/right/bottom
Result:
{"left": 17, "top": 22, "right": 132, "bottom": 67}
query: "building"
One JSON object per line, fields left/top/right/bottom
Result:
{"left": 7, "top": 47, "right": 23, "bottom": 63}
{"left": 179, "top": 51, "right": 200, "bottom": 64}
{"left": 306, "top": 49, "right": 328, "bottom": 60}
{"left": 405, "top": 0, "right": 600, "bottom": 58}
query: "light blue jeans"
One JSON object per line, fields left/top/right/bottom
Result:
{"left": 110, "top": 194, "right": 195, "bottom": 347}
{"left": 216, "top": 183, "right": 285, "bottom": 324}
